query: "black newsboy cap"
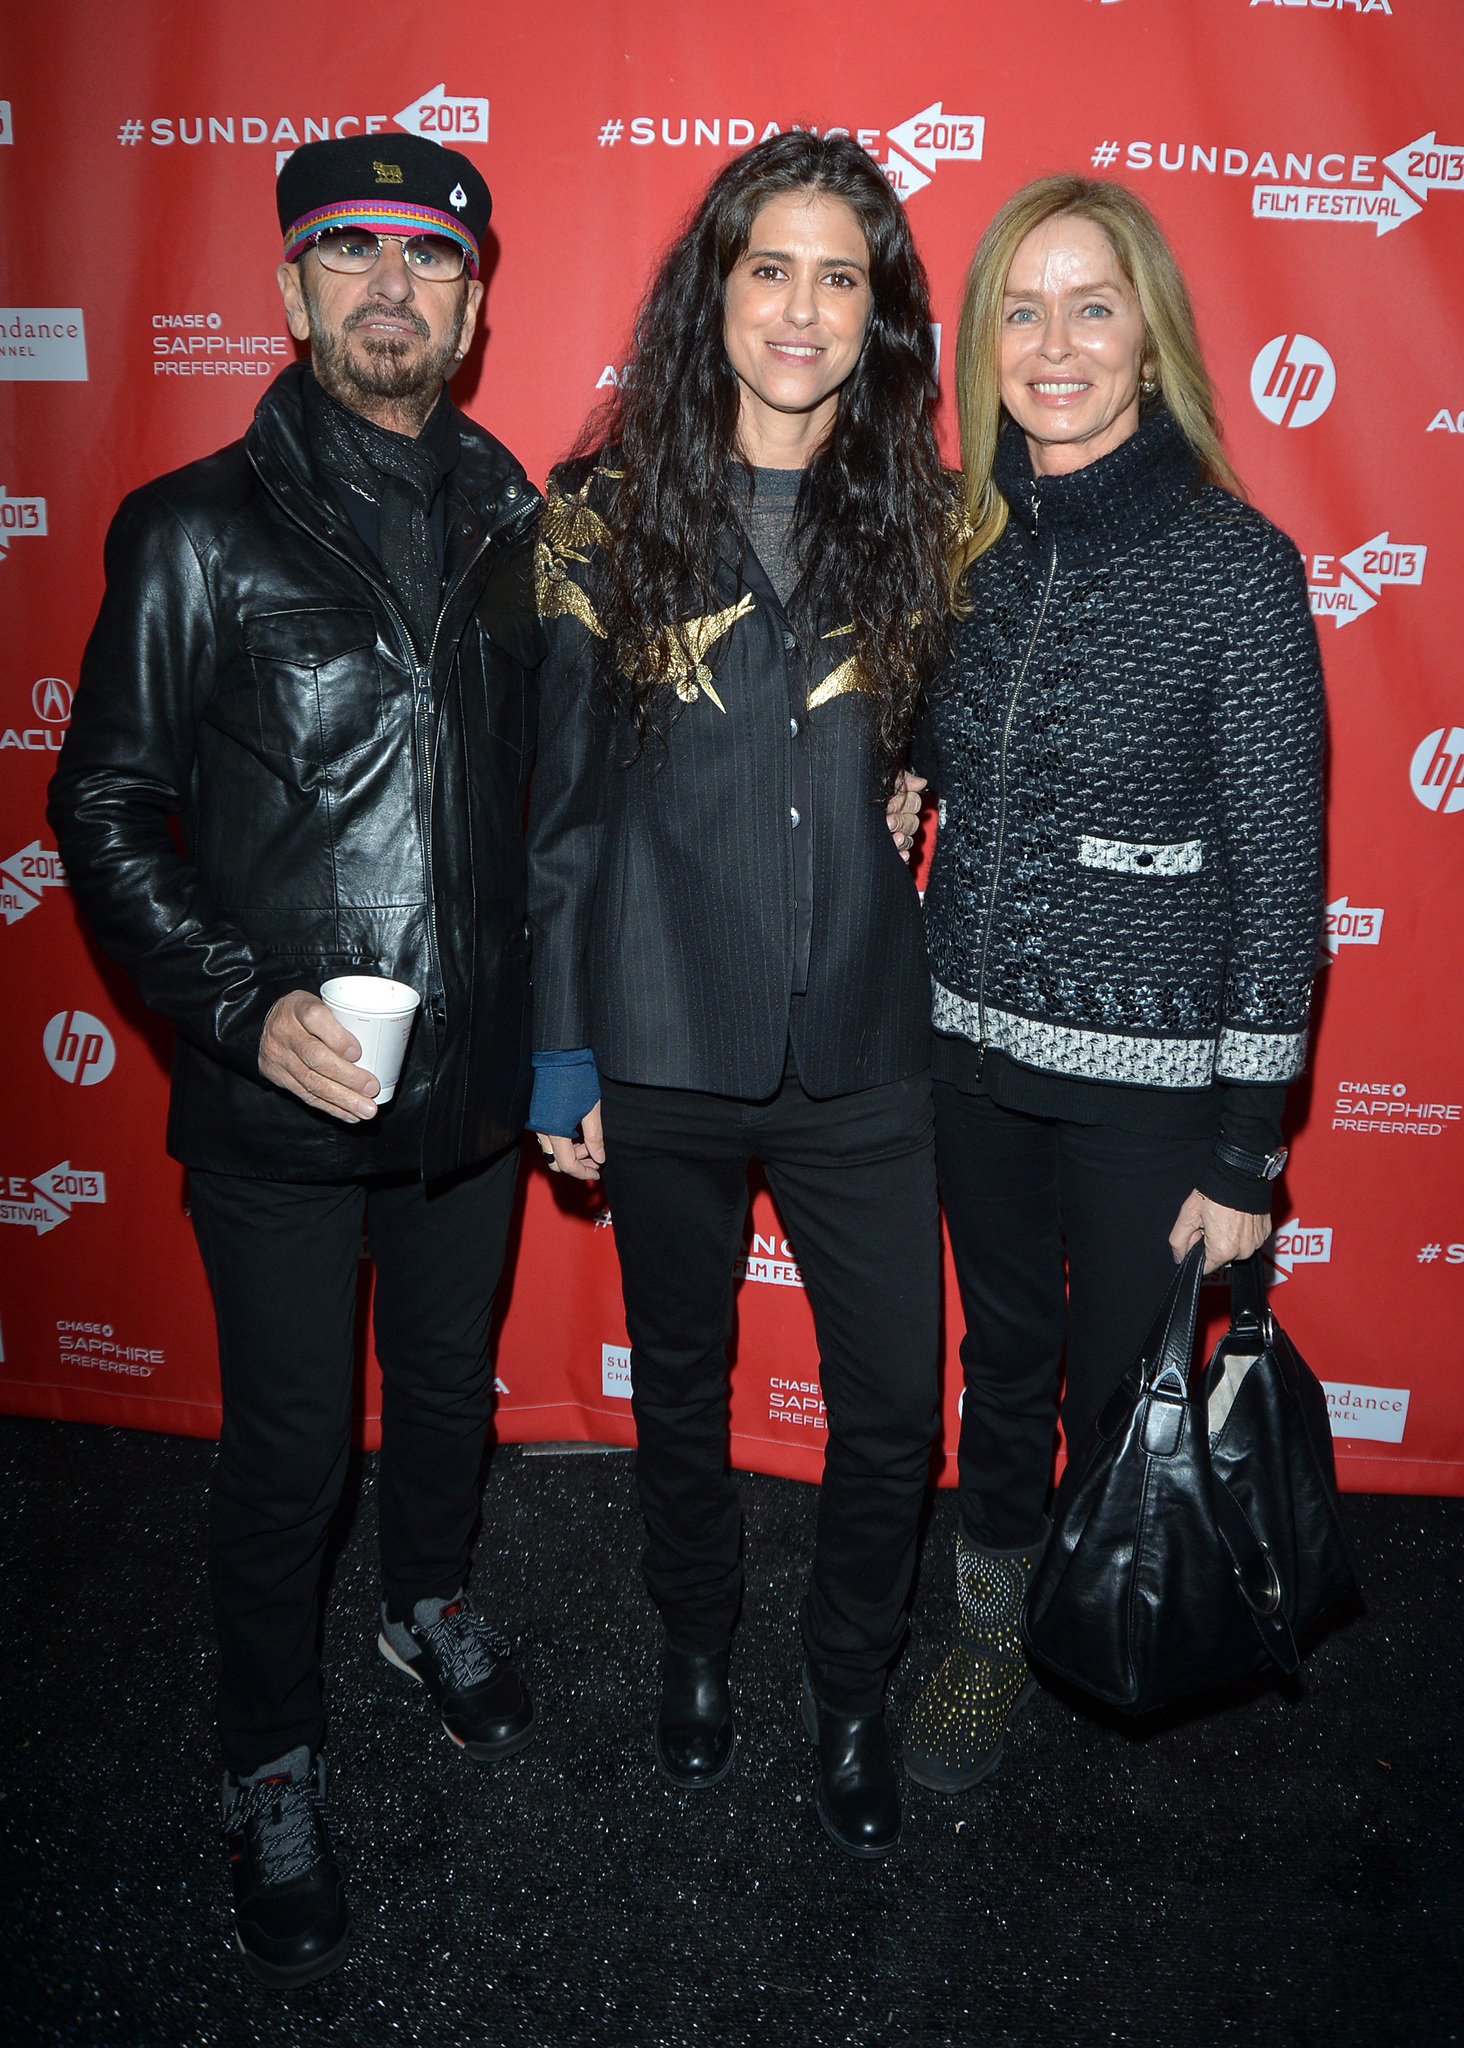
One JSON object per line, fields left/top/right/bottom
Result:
{"left": 277, "top": 133, "right": 491, "bottom": 277}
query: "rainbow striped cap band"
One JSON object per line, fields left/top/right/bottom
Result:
{"left": 283, "top": 200, "right": 479, "bottom": 277}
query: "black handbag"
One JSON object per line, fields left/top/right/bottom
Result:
{"left": 1021, "top": 1244, "right": 1361, "bottom": 1714}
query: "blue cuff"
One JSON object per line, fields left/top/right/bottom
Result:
{"left": 529, "top": 1048, "right": 601, "bottom": 1136}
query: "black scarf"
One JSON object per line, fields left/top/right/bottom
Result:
{"left": 303, "top": 372, "right": 461, "bottom": 653}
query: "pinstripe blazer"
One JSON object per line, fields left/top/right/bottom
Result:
{"left": 526, "top": 467, "right": 931, "bottom": 1100}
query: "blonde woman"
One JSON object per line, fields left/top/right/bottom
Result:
{"left": 903, "top": 177, "right": 1324, "bottom": 1790}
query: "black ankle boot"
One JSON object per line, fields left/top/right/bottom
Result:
{"left": 654, "top": 1643, "right": 736, "bottom": 1789}
{"left": 801, "top": 1667, "right": 901, "bottom": 1858}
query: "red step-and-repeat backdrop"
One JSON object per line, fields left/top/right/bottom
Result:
{"left": 1, "top": 0, "right": 1460, "bottom": 1494}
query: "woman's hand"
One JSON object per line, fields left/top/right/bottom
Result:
{"left": 886, "top": 771, "right": 926, "bottom": 861}
{"left": 1169, "top": 1189, "right": 1272, "bottom": 1275}
{"left": 535, "top": 1102, "right": 606, "bottom": 1182}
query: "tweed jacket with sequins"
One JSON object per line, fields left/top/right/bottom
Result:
{"left": 918, "top": 409, "right": 1324, "bottom": 1091}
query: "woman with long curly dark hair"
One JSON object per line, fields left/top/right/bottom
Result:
{"left": 526, "top": 131, "right": 952, "bottom": 1857}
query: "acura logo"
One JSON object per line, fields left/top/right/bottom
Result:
{"left": 32, "top": 677, "right": 72, "bottom": 723}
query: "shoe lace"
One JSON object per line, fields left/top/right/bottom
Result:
{"left": 416, "top": 1602, "right": 512, "bottom": 1694}
{"left": 231, "top": 1772, "right": 327, "bottom": 1887}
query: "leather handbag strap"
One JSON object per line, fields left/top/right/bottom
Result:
{"left": 1228, "top": 1251, "right": 1272, "bottom": 1341}
{"left": 1142, "top": 1242, "right": 1207, "bottom": 1398}
{"left": 1210, "top": 1473, "right": 1301, "bottom": 1674}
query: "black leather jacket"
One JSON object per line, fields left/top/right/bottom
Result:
{"left": 49, "top": 363, "right": 545, "bottom": 1181}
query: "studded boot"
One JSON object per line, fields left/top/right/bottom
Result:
{"left": 902, "top": 1526, "right": 1047, "bottom": 1793}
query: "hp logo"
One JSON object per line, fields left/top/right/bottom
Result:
{"left": 1410, "top": 728, "right": 1464, "bottom": 814}
{"left": 1250, "top": 334, "right": 1336, "bottom": 429}
{"left": 43, "top": 1009, "right": 116, "bottom": 1086}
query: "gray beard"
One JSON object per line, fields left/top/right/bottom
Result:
{"left": 305, "top": 292, "right": 466, "bottom": 421}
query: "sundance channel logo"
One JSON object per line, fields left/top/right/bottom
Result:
{"left": 0, "top": 310, "right": 87, "bottom": 382}
{"left": 602, "top": 1343, "right": 632, "bottom": 1400}
{"left": 1321, "top": 1382, "right": 1409, "bottom": 1445}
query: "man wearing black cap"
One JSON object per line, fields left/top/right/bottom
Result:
{"left": 49, "top": 135, "right": 542, "bottom": 1988}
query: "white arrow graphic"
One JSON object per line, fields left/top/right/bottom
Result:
{"left": 886, "top": 103, "right": 984, "bottom": 171}
{"left": 883, "top": 150, "right": 932, "bottom": 202}
{"left": 1373, "top": 180, "right": 1425, "bottom": 237}
{"left": 1383, "top": 132, "right": 1464, "bottom": 200}
{"left": 393, "top": 84, "right": 489, "bottom": 147}
{"left": 0, "top": 840, "right": 67, "bottom": 900}
{"left": 31, "top": 1163, "right": 107, "bottom": 1209}
{"left": 1338, "top": 531, "right": 1427, "bottom": 596}
{"left": 0, "top": 877, "right": 39, "bottom": 925}
{"left": 1267, "top": 1218, "right": 1332, "bottom": 1285}
{"left": 1322, "top": 897, "right": 1384, "bottom": 959}
{"left": 1309, "top": 575, "right": 1375, "bottom": 629}
{"left": 0, "top": 484, "right": 48, "bottom": 557}
{"left": 1375, "top": 134, "right": 1463, "bottom": 237}
{"left": 1, "top": 840, "right": 66, "bottom": 920}
{"left": 0, "top": 1187, "right": 66, "bottom": 1234}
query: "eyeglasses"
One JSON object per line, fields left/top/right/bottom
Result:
{"left": 309, "top": 227, "right": 468, "bottom": 283}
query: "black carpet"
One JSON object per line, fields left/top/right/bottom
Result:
{"left": 1, "top": 1417, "right": 1460, "bottom": 2048}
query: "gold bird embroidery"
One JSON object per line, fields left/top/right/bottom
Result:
{"left": 805, "top": 623, "right": 866, "bottom": 710}
{"left": 540, "top": 487, "right": 610, "bottom": 561}
{"left": 535, "top": 539, "right": 605, "bottom": 637}
{"left": 534, "top": 481, "right": 609, "bottom": 637}
{"left": 652, "top": 593, "right": 756, "bottom": 713}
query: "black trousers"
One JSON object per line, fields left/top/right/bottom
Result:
{"left": 189, "top": 1147, "right": 519, "bottom": 1775}
{"left": 933, "top": 1083, "right": 1216, "bottom": 1552}
{"left": 599, "top": 1063, "right": 941, "bottom": 1715}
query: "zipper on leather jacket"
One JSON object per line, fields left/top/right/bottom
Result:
{"left": 251, "top": 453, "right": 540, "bottom": 1007}
{"left": 414, "top": 493, "right": 540, "bottom": 1003}
{"left": 971, "top": 533, "right": 1058, "bottom": 1073}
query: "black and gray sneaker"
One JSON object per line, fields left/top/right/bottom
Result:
{"left": 378, "top": 1592, "right": 536, "bottom": 1761}
{"left": 222, "top": 1748, "right": 350, "bottom": 1988}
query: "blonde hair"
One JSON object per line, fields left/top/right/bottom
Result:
{"left": 952, "top": 175, "right": 1242, "bottom": 581}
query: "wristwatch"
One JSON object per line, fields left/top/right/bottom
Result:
{"left": 1214, "top": 1140, "right": 1288, "bottom": 1182}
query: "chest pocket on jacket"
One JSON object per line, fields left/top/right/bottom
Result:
{"left": 473, "top": 619, "right": 527, "bottom": 753}
{"left": 242, "top": 608, "right": 383, "bottom": 764}
{"left": 1078, "top": 834, "right": 1204, "bottom": 877}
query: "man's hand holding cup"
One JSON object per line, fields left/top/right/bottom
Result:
{"left": 259, "top": 990, "right": 381, "bottom": 1124}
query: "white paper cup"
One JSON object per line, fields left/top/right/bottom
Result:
{"left": 320, "top": 976, "right": 421, "bottom": 1105}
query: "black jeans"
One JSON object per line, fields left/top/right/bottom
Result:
{"left": 933, "top": 1083, "right": 1217, "bottom": 1552}
{"left": 189, "top": 1147, "right": 519, "bottom": 1774}
{"left": 599, "top": 1062, "right": 940, "bottom": 1715}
